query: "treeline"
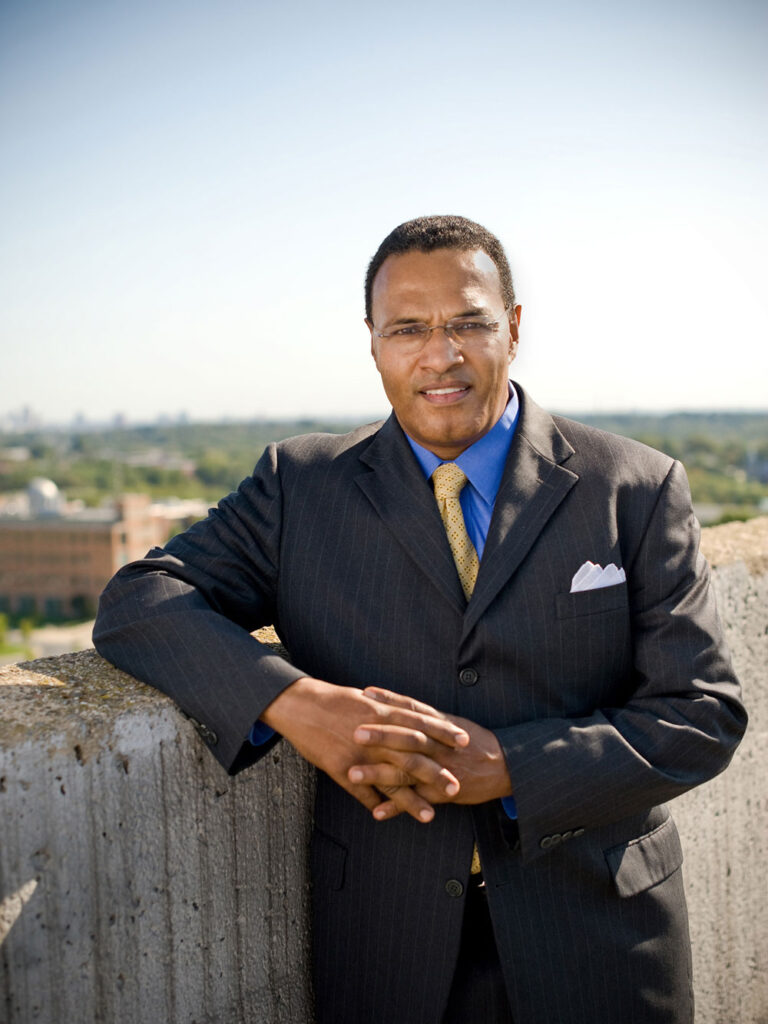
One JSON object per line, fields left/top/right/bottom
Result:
{"left": 0, "top": 418, "right": 364, "bottom": 505}
{"left": 575, "top": 412, "right": 768, "bottom": 521}
{"left": 2, "top": 412, "right": 767, "bottom": 523}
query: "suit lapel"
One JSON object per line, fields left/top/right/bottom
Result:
{"left": 356, "top": 415, "right": 467, "bottom": 616}
{"left": 462, "top": 387, "right": 579, "bottom": 637}
{"left": 356, "top": 391, "right": 580, "bottom": 627}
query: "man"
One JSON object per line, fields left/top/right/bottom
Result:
{"left": 94, "top": 215, "right": 746, "bottom": 1024}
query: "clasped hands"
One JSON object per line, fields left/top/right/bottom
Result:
{"left": 261, "top": 676, "right": 513, "bottom": 824}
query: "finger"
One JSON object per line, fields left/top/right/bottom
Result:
{"left": 343, "top": 779, "right": 393, "bottom": 814}
{"left": 374, "top": 786, "right": 435, "bottom": 824}
{"left": 354, "top": 723, "right": 434, "bottom": 752}
{"left": 360, "top": 709, "right": 470, "bottom": 749}
{"left": 370, "top": 798, "right": 399, "bottom": 821}
{"left": 378, "top": 784, "right": 402, "bottom": 796}
{"left": 349, "top": 759, "right": 460, "bottom": 797}
{"left": 364, "top": 686, "right": 439, "bottom": 716}
{"left": 363, "top": 688, "right": 470, "bottom": 747}
{"left": 354, "top": 722, "right": 467, "bottom": 765}
{"left": 349, "top": 763, "right": 414, "bottom": 789}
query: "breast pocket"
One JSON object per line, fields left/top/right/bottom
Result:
{"left": 555, "top": 582, "right": 629, "bottom": 620}
{"left": 548, "top": 582, "right": 632, "bottom": 712}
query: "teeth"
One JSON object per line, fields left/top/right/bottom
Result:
{"left": 425, "top": 386, "right": 466, "bottom": 395}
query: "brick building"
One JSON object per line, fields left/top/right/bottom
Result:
{"left": 0, "top": 481, "right": 167, "bottom": 621}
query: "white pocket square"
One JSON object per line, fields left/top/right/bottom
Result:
{"left": 570, "top": 561, "right": 626, "bottom": 593}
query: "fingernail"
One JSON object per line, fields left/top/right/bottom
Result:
{"left": 419, "top": 809, "right": 434, "bottom": 822}
{"left": 349, "top": 768, "right": 364, "bottom": 782}
{"left": 374, "top": 807, "right": 387, "bottom": 819}
{"left": 456, "top": 733, "right": 470, "bottom": 747}
{"left": 445, "top": 781, "right": 459, "bottom": 796}
{"left": 356, "top": 729, "right": 371, "bottom": 742}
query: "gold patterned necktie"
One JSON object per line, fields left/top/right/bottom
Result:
{"left": 432, "top": 462, "right": 483, "bottom": 876}
{"left": 432, "top": 463, "right": 479, "bottom": 602}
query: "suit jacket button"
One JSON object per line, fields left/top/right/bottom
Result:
{"left": 561, "top": 830, "right": 573, "bottom": 842}
{"left": 445, "top": 879, "right": 464, "bottom": 898}
{"left": 540, "top": 836, "right": 552, "bottom": 849}
{"left": 459, "top": 668, "right": 478, "bottom": 686}
{"left": 550, "top": 833, "right": 562, "bottom": 846}
{"left": 189, "top": 717, "right": 218, "bottom": 746}
{"left": 573, "top": 828, "right": 585, "bottom": 838}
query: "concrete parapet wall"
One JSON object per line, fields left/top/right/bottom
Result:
{"left": 1, "top": 519, "right": 767, "bottom": 1024}
{"left": 1, "top": 636, "right": 315, "bottom": 1024}
{"left": 677, "top": 518, "right": 768, "bottom": 1024}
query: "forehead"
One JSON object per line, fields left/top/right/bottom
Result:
{"left": 371, "top": 248, "right": 504, "bottom": 321}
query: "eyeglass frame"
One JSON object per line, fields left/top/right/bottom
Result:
{"left": 371, "top": 309, "right": 510, "bottom": 348}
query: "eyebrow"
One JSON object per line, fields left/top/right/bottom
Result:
{"left": 385, "top": 307, "right": 492, "bottom": 327}
{"left": 453, "top": 307, "right": 491, "bottom": 318}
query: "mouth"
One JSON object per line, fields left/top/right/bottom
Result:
{"left": 419, "top": 383, "right": 470, "bottom": 404}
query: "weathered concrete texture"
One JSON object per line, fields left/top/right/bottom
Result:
{"left": 0, "top": 629, "right": 315, "bottom": 1024}
{"left": 675, "top": 520, "right": 768, "bottom": 1024}
{"left": 1, "top": 521, "right": 767, "bottom": 1024}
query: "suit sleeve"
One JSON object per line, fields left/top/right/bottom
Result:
{"left": 93, "top": 443, "right": 306, "bottom": 774}
{"left": 495, "top": 459, "right": 747, "bottom": 863}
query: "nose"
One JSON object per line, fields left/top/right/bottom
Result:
{"left": 418, "top": 325, "right": 464, "bottom": 372}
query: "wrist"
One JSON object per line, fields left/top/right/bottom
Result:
{"left": 260, "top": 675, "right": 318, "bottom": 732}
{"left": 484, "top": 733, "right": 513, "bottom": 801}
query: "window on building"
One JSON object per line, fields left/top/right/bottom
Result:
{"left": 71, "top": 595, "right": 95, "bottom": 620}
{"left": 17, "top": 595, "right": 37, "bottom": 617}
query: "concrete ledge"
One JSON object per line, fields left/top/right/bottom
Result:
{"left": 2, "top": 521, "right": 767, "bottom": 1024}
{"left": 677, "top": 518, "right": 768, "bottom": 1024}
{"left": 0, "top": 630, "right": 315, "bottom": 1024}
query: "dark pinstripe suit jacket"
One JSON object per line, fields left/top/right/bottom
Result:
{"left": 94, "top": 384, "right": 746, "bottom": 1024}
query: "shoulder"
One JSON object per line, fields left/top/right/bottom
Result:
{"left": 551, "top": 413, "right": 676, "bottom": 487}
{"left": 273, "top": 420, "right": 385, "bottom": 467}
{"left": 245, "top": 419, "right": 387, "bottom": 493}
{"left": 202, "top": 420, "right": 388, "bottom": 535}
{"left": 514, "top": 383, "right": 676, "bottom": 489}
{"left": 546, "top": 414, "right": 695, "bottom": 544}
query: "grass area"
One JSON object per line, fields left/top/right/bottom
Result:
{"left": 0, "top": 642, "right": 32, "bottom": 658}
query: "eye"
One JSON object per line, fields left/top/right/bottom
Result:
{"left": 451, "top": 320, "right": 490, "bottom": 335}
{"left": 392, "top": 324, "right": 427, "bottom": 337}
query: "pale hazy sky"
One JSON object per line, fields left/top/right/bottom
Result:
{"left": 2, "top": 0, "right": 766, "bottom": 424}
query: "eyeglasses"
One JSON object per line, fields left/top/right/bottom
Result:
{"left": 373, "top": 314, "right": 506, "bottom": 353}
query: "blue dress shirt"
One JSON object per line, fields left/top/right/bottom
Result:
{"left": 251, "top": 382, "right": 520, "bottom": 817}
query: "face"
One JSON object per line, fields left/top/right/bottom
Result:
{"left": 368, "top": 248, "right": 521, "bottom": 461}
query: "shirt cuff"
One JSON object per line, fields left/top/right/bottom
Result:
{"left": 249, "top": 720, "right": 276, "bottom": 746}
{"left": 501, "top": 795, "right": 518, "bottom": 820}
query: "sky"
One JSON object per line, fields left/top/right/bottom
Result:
{"left": 1, "top": 0, "right": 766, "bottom": 425}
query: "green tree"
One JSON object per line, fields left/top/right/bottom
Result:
{"left": 19, "top": 618, "right": 35, "bottom": 659}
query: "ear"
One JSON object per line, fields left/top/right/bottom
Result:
{"left": 366, "top": 318, "right": 380, "bottom": 369}
{"left": 508, "top": 305, "right": 521, "bottom": 363}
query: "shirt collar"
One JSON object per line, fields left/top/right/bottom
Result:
{"left": 405, "top": 382, "right": 520, "bottom": 505}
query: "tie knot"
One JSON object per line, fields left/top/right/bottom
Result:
{"left": 432, "top": 462, "right": 468, "bottom": 501}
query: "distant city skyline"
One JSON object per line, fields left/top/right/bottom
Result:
{"left": 4, "top": 399, "right": 768, "bottom": 437}
{"left": 2, "top": 0, "right": 767, "bottom": 421}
